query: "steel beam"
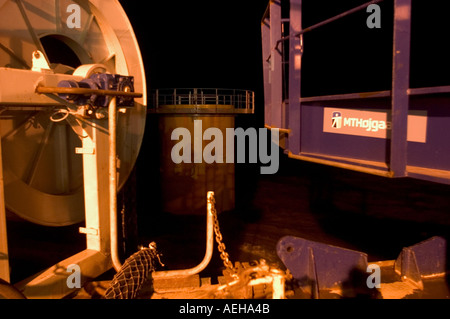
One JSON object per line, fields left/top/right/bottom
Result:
{"left": 390, "top": 0, "right": 412, "bottom": 177}
{"left": 262, "top": 9, "right": 272, "bottom": 126}
{"left": 80, "top": 119, "right": 112, "bottom": 255}
{"left": 0, "top": 126, "right": 9, "bottom": 283}
{"left": 288, "top": 0, "right": 302, "bottom": 155}
{"left": 269, "top": 0, "right": 283, "bottom": 129}
{"left": 15, "top": 249, "right": 111, "bottom": 299}
{"left": 15, "top": 116, "right": 114, "bottom": 298}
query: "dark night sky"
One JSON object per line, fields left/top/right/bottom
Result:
{"left": 119, "top": 0, "right": 450, "bottom": 111}
{"left": 119, "top": 0, "right": 268, "bottom": 93}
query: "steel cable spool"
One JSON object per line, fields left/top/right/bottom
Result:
{"left": 0, "top": 0, "right": 146, "bottom": 226}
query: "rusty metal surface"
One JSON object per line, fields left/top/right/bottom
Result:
{"left": 277, "top": 235, "right": 450, "bottom": 299}
{"left": 395, "top": 236, "right": 447, "bottom": 290}
{"left": 277, "top": 236, "right": 369, "bottom": 298}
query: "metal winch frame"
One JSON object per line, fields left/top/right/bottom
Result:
{"left": 0, "top": 0, "right": 146, "bottom": 298}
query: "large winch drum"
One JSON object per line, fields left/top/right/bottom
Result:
{"left": 0, "top": 0, "right": 147, "bottom": 226}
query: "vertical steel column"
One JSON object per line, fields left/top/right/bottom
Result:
{"left": 270, "top": 0, "right": 283, "bottom": 129}
{"left": 80, "top": 120, "right": 111, "bottom": 254}
{"left": 15, "top": 120, "right": 112, "bottom": 299}
{"left": 288, "top": 0, "right": 302, "bottom": 155}
{"left": 0, "top": 133, "right": 10, "bottom": 283}
{"left": 252, "top": 91, "right": 255, "bottom": 112}
{"left": 262, "top": 10, "right": 272, "bottom": 126}
{"left": 390, "top": 0, "right": 411, "bottom": 177}
{"left": 109, "top": 98, "right": 122, "bottom": 272}
{"left": 16, "top": 110, "right": 115, "bottom": 298}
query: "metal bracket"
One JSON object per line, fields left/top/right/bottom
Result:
{"left": 31, "top": 50, "right": 51, "bottom": 73}
{"left": 277, "top": 236, "right": 368, "bottom": 298}
{"left": 75, "top": 147, "right": 95, "bottom": 155}
{"left": 394, "top": 236, "right": 447, "bottom": 290}
{"left": 79, "top": 227, "right": 99, "bottom": 236}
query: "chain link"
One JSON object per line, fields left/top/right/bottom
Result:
{"left": 210, "top": 195, "right": 235, "bottom": 272}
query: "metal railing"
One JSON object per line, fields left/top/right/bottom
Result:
{"left": 151, "top": 88, "right": 255, "bottom": 112}
{"left": 274, "top": 0, "right": 385, "bottom": 49}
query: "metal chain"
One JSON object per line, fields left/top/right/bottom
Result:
{"left": 210, "top": 195, "right": 235, "bottom": 272}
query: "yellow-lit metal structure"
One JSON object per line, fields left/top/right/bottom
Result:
{"left": 0, "top": 0, "right": 146, "bottom": 298}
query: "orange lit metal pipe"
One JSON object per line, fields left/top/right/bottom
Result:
{"left": 109, "top": 97, "right": 122, "bottom": 272}
{"left": 152, "top": 192, "right": 215, "bottom": 279}
{"left": 36, "top": 86, "right": 143, "bottom": 98}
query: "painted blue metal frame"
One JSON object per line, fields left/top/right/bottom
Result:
{"left": 262, "top": 0, "right": 450, "bottom": 185}
{"left": 287, "top": 0, "right": 302, "bottom": 155}
{"left": 390, "top": 0, "right": 411, "bottom": 178}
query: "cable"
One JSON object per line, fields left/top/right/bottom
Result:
{"left": 49, "top": 108, "right": 70, "bottom": 123}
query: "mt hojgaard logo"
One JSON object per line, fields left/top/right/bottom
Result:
{"left": 324, "top": 107, "right": 428, "bottom": 143}
{"left": 331, "top": 111, "right": 342, "bottom": 129}
{"left": 331, "top": 110, "right": 390, "bottom": 133}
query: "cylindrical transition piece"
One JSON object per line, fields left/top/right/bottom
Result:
{"left": 158, "top": 104, "right": 236, "bottom": 215}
